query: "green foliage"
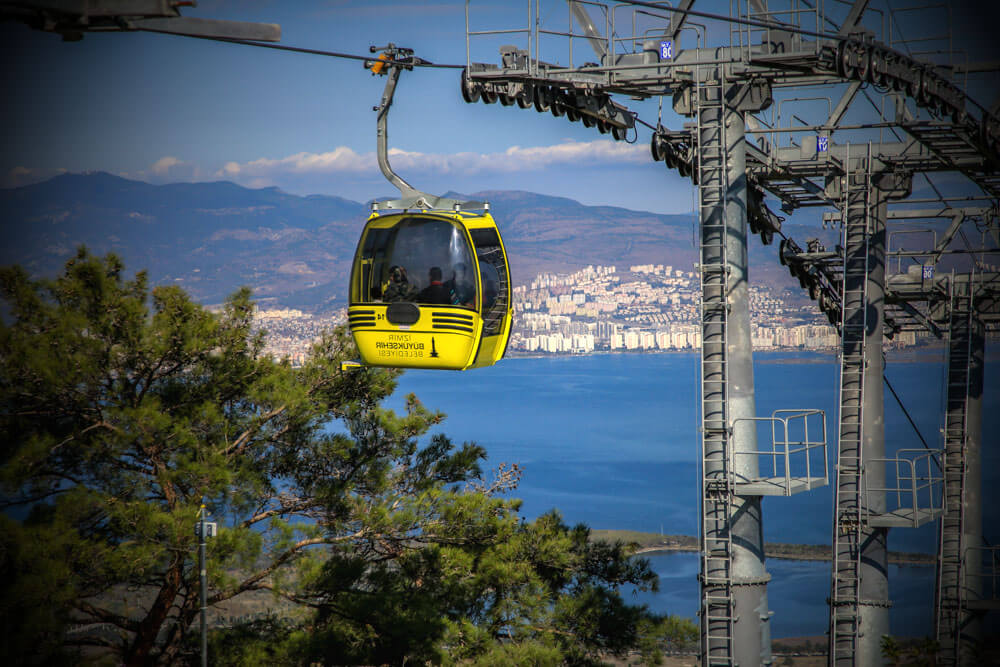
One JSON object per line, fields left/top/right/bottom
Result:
{"left": 1, "top": 248, "right": 693, "bottom": 666}
{"left": 0, "top": 248, "right": 416, "bottom": 664}
{"left": 297, "top": 510, "right": 696, "bottom": 666}
{"left": 881, "top": 635, "right": 941, "bottom": 666}
{"left": 0, "top": 515, "right": 81, "bottom": 666}
{"left": 204, "top": 615, "right": 304, "bottom": 667}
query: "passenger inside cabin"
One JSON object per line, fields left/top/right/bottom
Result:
{"left": 448, "top": 262, "right": 476, "bottom": 308}
{"left": 418, "top": 266, "right": 451, "bottom": 304}
{"left": 383, "top": 265, "right": 416, "bottom": 302}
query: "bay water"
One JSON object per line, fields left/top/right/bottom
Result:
{"left": 389, "top": 350, "right": 999, "bottom": 639}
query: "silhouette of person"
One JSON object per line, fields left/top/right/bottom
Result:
{"left": 383, "top": 265, "right": 416, "bottom": 302}
{"left": 449, "top": 262, "right": 476, "bottom": 308}
{"left": 418, "top": 266, "right": 451, "bottom": 304}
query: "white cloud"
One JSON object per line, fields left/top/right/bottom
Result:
{"left": 135, "top": 157, "right": 206, "bottom": 184}
{"left": 151, "top": 156, "right": 182, "bottom": 175}
{"left": 500, "top": 141, "right": 647, "bottom": 169}
{"left": 213, "top": 140, "right": 647, "bottom": 185}
{"left": 221, "top": 147, "right": 371, "bottom": 178}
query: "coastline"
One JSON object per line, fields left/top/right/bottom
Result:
{"left": 504, "top": 341, "right": 999, "bottom": 363}
{"left": 591, "top": 530, "right": 935, "bottom": 566}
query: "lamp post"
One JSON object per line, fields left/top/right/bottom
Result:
{"left": 196, "top": 503, "right": 216, "bottom": 667}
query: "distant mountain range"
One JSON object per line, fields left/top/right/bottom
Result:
{"left": 0, "top": 172, "right": 830, "bottom": 310}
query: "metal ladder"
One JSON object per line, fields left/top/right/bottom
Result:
{"left": 829, "top": 144, "right": 871, "bottom": 666}
{"left": 935, "top": 275, "right": 974, "bottom": 666}
{"left": 696, "top": 66, "right": 736, "bottom": 667}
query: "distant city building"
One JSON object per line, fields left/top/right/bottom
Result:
{"left": 251, "top": 264, "right": 932, "bottom": 362}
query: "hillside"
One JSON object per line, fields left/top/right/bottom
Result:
{"left": 1, "top": 172, "right": 363, "bottom": 310}
{"left": 0, "top": 172, "right": 833, "bottom": 310}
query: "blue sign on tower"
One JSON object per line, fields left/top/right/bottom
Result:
{"left": 817, "top": 136, "right": 829, "bottom": 153}
{"left": 922, "top": 265, "right": 935, "bottom": 280}
{"left": 659, "top": 40, "right": 673, "bottom": 60}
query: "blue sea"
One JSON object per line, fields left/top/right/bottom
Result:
{"left": 387, "top": 350, "right": 1000, "bottom": 639}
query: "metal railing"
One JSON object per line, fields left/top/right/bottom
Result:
{"left": 737, "top": 0, "right": 825, "bottom": 61}
{"left": 864, "top": 448, "right": 944, "bottom": 527}
{"left": 467, "top": 0, "right": 680, "bottom": 75}
{"left": 731, "top": 408, "right": 828, "bottom": 495}
{"left": 466, "top": 0, "right": 534, "bottom": 72}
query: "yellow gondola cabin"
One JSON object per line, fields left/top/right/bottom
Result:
{"left": 348, "top": 209, "right": 513, "bottom": 370}
{"left": 347, "top": 44, "right": 513, "bottom": 370}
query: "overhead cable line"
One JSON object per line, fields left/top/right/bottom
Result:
{"left": 613, "top": 0, "right": 847, "bottom": 43}
{"left": 883, "top": 373, "right": 940, "bottom": 469}
{"left": 137, "top": 29, "right": 465, "bottom": 69}
{"left": 143, "top": 8, "right": 1000, "bottom": 123}
{"left": 150, "top": 23, "right": 676, "bottom": 145}
{"left": 632, "top": 115, "right": 659, "bottom": 131}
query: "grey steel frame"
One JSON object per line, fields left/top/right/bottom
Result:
{"left": 462, "top": 2, "right": 999, "bottom": 664}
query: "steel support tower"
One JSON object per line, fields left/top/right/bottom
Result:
{"left": 462, "top": 2, "right": 1000, "bottom": 663}
{"left": 829, "top": 150, "right": 892, "bottom": 665}
{"left": 696, "top": 70, "right": 771, "bottom": 666}
{"left": 936, "top": 277, "right": 987, "bottom": 665}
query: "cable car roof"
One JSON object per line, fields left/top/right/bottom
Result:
{"left": 370, "top": 194, "right": 490, "bottom": 214}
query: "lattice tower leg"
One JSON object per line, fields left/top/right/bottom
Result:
{"left": 935, "top": 293, "right": 985, "bottom": 665}
{"left": 696, "top": 76, "right": 770, "bottom": 667}
{"left": 963, "top": 313, "right": 985, "bottom": 662}
{"left": 830, "top": 171, "right": 890, "bottom": 666}
{"left": 723, "top": 98, "right": 772, "bottom": 667}
{"left": 855, "top": 183, "right": 890, "bottom": 667}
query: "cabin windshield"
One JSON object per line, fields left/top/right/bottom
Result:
{"left": 359, "top": 216, "right": 477, "bottom": 310}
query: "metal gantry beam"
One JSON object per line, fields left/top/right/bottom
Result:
{"left": 0, "top": 0, "right": 280, "bottom": 41}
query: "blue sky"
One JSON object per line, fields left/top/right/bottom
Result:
{"left": 0, "top": 1, "right": 698, "bottom": 214}
{"left": 2, "top": 1, "right": 996, "bottom": 215}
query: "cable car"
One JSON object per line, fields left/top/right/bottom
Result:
{"left": 349, "top": 208, "right": 512, "bottom": 370}
{"left": 347, "top": 45, "right": 513, "bottom": 370}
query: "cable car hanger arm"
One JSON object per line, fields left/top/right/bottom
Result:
{"left": 369, "top": 44, "right": 487, "bottom": 213}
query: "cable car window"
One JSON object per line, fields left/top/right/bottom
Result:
{"left": 480, "top": 262, "right": 500, "bottom": 314}
{"left": 357, "top": 227, "right": 393, "bottom": 301}
{"left": 471, "top": 230, "right": 509, "bottom": 336}
{"left": 358, "top": 217, "right": 477, "bottom": 309}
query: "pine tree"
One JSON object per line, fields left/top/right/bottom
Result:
{"left": 1, "top": 248, "right": 695, "bottom": 665}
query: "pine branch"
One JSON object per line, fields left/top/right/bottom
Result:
{"left": 74, "top": 600, "right": 140, "bottom": 633}
{"left": 0, "top": 485, "right": 66, "bottom": 508}
{"left": 253, "top": 582, "right": 334, "bottom": 612}
{"left": 240, "top": 495, "right": 311, "bottom": 528}
{"left": 209, "top": 532, "right": 364, "bottom": 605}
{"left": 222, "top": 404, "right": 288, "bottom": 457}
{"left": 23, "top": 420, "right": 122, "bottom": 473}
